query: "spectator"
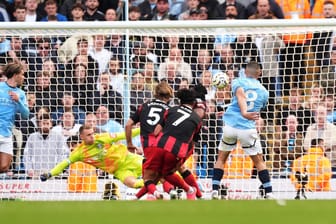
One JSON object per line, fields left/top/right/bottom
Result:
{"left": 273, "top": 115, "right": 304, "bottom": 176}
{"left": 152, "top": 0, "right": 177, "bottom": 20}
{"left": 178, "top": 0, "right": 200, "bottom": 20}
{"left": 303, "top": 105, "right": 336, "bottom": 171}
{"left": 95, "top": 105, "right": 123, "bottom": 133}
{"left": 65, "top": 37, "right": 99, "bottom": 82}
{"left": 104, "top": 34, "right": 125, "bottom": 63}
{"left": 213, "top": 44, "right": 239, "bottom": 73}
{"left": 105, "top": 8, "right": 118, "bottom": 21}
{"left": 276, "top": 0, "right": 311, "bottom": 92}
{"left": 138, "top": 0, "right": 158, "bottom": 20}
{"left": 61, "top": 63, "right": 95, "bottom": 112}
{"left": 215, "top": 0, "right": 247, "bottom": 19}
{"left": 52, "top": 111, "right": 81, "bottom": 141}
{"left": 130, "top": 72, "right": 152, "bottom": 113}
{"left": 25, "top": 0, "right": 43, "bottom": 21}
{"left": 143, "top": 61, "right": 159, "bottom": 92}
{"left": 246, "top": 0, "right": 284, "bottom": 18}
{"left": 0, "top": 1, "right": 10, "bottom": 21}
{"left": 106, "top": 56, "right": 124, "bottom": 96}
{"left": 0, "top": 36, "right": 29, "bottom": 74}
{"left": 51, "top": 92, "right": 86, "bottom": 125}
{"left": 275, "top": 87, "right": 314, "bottom": 133}
{"left": 291, "top": 138, "right": 332, "bottom": 191}
{"left": 70, "top": 3, "right": 85, "bottom": 21}
{"left": 199, "top": 70, "right": 215, "bottom": 101}
{"left": 198, "top": 5, "right": 209, "bottom": 20}
{"left": 311, "top": 0, "right": 336, "bottom": 18}
{"left": 248, "top": 0, "right": 279, "bottom": 19}
{"left": 158, "top": 47, "right": 193, "bottom": 83}
{"left": 60, "top": 0, "right": 86, "bottom": 20}
{"left": 40, "top": 0, "right": 68, "bottom": 21}
{"left": 198, "top": 0, "right": 219, "bottom": 19}
{"left": 12, "top": 4, "right": 26, "bottom": 21}
{"left": 303, "top": 83, "right": 325, "bottom": 113}
{"left": 320, "top": 47, "right": 336, "bottom": 88}
{"left": 89, "top": 34, "right": 113, "bottom": 74}
{"left": 325, "top": 94, "right": 336, "bottom": 124}
{"left": 130, "top": 41, "right": 155, "bottom": 72}
{"left": 129, "top": 5, "right": 141, "bottom": 21}
{"left": 28, "top": 71, "right": 59, "bottom": 113}
{"left": 191, "top": 48, "right": 214, "bottom": 84}
{"left": 311, "top": 1, "right": 336, "bottom": 67}
{"left": 93, "top": 72, "right": 123, "bottom": 124}
{"left": 23, "top": 113, "right": 67, "bottom": 179}
{"left": 83, "top": 0, "right": 105, "bottom": 21}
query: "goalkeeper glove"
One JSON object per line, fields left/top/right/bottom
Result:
{"left": 40, "top": 173, "right": 51, "bottom": 182}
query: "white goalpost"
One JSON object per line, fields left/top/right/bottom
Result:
{"left": 0, "top": 19, "right": 335, "bottom": 200}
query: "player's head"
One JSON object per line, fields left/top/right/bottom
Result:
{"left": 245, "top": 61, "right": 261, "bottom": 78}
{"left": 67, "top": 135, "right": 80, "bottom": 151}
{"left": 79, "top": 124, "right": 95, "bottom": 145}
{"left": 176, "top": 88, "right": 196, "bottom": 107}
{"left": 3, "top": 62, "right": 25, "bottom": 86}
{"left": 192, "top": 84, "right": 208, "bottom": 118}
{"left": 154, "top": 81, "right": 174, "bottom": 102}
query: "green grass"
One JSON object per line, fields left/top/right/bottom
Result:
{"left": 0, "top": 200, "right": 335, "bottom": 224}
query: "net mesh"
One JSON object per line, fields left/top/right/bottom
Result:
{"left": 0, "top": 20, "right": 335, "bottom": 200}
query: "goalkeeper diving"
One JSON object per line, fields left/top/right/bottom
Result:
{"left": 40, "top": 125, "right": 144, "bottom": 189}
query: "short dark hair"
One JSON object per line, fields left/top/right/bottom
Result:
{"left": 176, "top": 88, "right": 196, "bottom": 105}
{"left": 2, "top": 63, "right": 23, "bottom": 79}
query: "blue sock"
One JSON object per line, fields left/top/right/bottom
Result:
{"left": 258, "top": 169, "right": 272, "bottom": 193}
{"left": 212, "top": 168, "right": 224, "bottom": 191}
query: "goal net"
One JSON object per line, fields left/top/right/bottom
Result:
{"left": 0, "top": 20, "right": 335, "bottom": 200}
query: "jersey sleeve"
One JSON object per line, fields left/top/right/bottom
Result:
{"left": 96, "top": 128, "right": 141, "bottom": 144}
{"left": 49, "top": 149, "right": 82, "bottom": 176}
{"left": 231, "top": 78, "right": 242, "bottom": 96}
{"left": 130, "top": 104, "right": 143, "bottom": 123}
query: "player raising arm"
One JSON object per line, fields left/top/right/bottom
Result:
{"left": 40, "top": 125, "right": 143, "bottom": 189}
{"left": 211, "top": 61, "right": 274, "bottom": 199}
{"left": 0, "top": 63, "right": 29, "bottom": 173}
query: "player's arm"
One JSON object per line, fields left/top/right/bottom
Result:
{"left": 110, "top": 127, "right": 140, "bottom": 143}
{"left": 40, "top": 149, "right": 82, "bottom": 181}
{"left": 125, "top": 118, "right": 138, "bottom": 152}
{"left": 17, "top": 93, "right": 30, "bottom": 119}
{"left": 236, "top": 87, "right": 259, "bottom": 121}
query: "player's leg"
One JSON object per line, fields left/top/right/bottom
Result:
{"left": 0, "top": 138, "right": 14, "bottom": 173}
{"left": 212, "top": 125, "right": 237, "bottom": 197}
{"left": 242, "top": 129, "right": 273, "bottom": 198}
{"left": 178, "top": 165, "right": 202, "bottom": 198}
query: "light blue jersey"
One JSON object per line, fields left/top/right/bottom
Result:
{"left": 223, "top": 77, "right": 269, "bottom": 129}
{"left": 0, "top": 82, "right": 29, "bottom": 137}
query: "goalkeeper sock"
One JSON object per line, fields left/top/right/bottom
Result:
{"left": 136, "top": 186, "right": 147, "bottom": 199}
{"left": 162, "top": 180, "right": 174, "bottom": 193}
{"left": 258, "top": 169, "right": 272, "bottom": 193}
{"left": 164, "top": 173, "right": 190, "bottom": 193}
{"left": 133, "top": 179, "right": 144, "bottom": 188}
{"left": 181, "top": 170, "right": 202, "bottom": 198}
{"left": 212, "top": 168, "right": 224, "bottom": 191}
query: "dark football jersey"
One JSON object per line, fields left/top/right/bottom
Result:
{"left": 131, "top": 99, "right": 170, "bottom": 148}
{"left": 155, "top": 105, "right": 203, "bottom": 158}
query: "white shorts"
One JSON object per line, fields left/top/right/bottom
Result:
{"left": 218, "top": 125, "right": 262, "bottom": 156}
{"left": 0, "top": 135, "right": 13, "bottom": 155}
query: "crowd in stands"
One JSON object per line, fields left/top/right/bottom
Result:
{"left": 0, "top": 0, "right": 335, "bottom": 191}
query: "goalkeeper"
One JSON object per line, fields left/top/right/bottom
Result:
{"left": 40, "top": 125, "right": 144, "bottom": 189}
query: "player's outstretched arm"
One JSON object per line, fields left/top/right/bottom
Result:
{"left": 40, "top": 150, "right": 81, "bottom": 181}
{"left": 110, "top": 127, "right": 140, "bottom": 143}
{"left": 125, "top": 118, "right": 137, "bottom": 152}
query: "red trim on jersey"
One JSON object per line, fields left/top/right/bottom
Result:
{"left": 177, "top": 142, "right": 189, "bottom": 158}
{"left": 163, "top": 136, "right": 176, "bottom": 153}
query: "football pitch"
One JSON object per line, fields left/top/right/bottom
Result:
{"left": 1, "top": 200, "right": 335, "bottom": 224}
